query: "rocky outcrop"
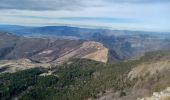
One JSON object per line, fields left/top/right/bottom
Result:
{"left": 54, "top": 41, "right": 108, "bottom": 63}
{"left": 137, "top": 87, "right": 170, "bottom": 100}
{"left": 126, "top": 51, "right": 170, "bottom": 100}
{"left": 128, "top": 60, "right": 170, "bottom": 80}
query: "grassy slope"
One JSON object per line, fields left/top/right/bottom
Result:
{"left": 130, "top": 50, "right": 170, "bottom": 96}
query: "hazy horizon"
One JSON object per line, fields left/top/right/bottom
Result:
{"left": 0, "top": 0, "right": 170, "bottom": 32}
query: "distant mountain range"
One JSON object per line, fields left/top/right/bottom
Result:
{"left": 0, "top": 25, "right": 170, "bottom": 63}
{"left": 0, "top": 24, "right": 170, "bottom": 39}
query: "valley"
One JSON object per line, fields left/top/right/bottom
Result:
{"left": 0, "top": 26, "right": 170, "bottom": 100}
{"left": 0, "top": 0, "right": 169, "bottom": 99}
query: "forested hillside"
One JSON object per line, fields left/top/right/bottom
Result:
{"left": 1, "top": 50, "right": 169, "bottom": 100}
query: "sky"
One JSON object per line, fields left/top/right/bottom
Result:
{"left": 0, "top": 0, "right": 170, "bottom": 32}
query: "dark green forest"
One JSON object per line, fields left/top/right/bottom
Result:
{"left": 1, "top": 50, "right": 170, "bottom": 100}
{"left": 0, "top": 59, "right": 139, "bottom": 100}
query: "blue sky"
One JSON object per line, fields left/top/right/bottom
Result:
{"left": 0, "top": 0, "right": 170, "bottom": 32}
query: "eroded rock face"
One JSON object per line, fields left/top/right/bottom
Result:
{"left": 128, "top": 60, "right": 170, "bottom": 80}
{"left": 82, "top": 48, "right": 108, "bottom": 63}
{"left": 128, "top": 51, "right": 170, "bottom": 80}
{"left": 81, "top": 41, "right": 108, "bottom": 63}
{"left": 126, "top": 51, "right": 170, "bottom": 100}
{"left": 54, "top": 41, "right": 109, "bottom": 63}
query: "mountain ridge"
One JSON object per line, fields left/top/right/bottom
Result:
{"left": 0, "top": 32, "right": 111, "bottom": 64}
